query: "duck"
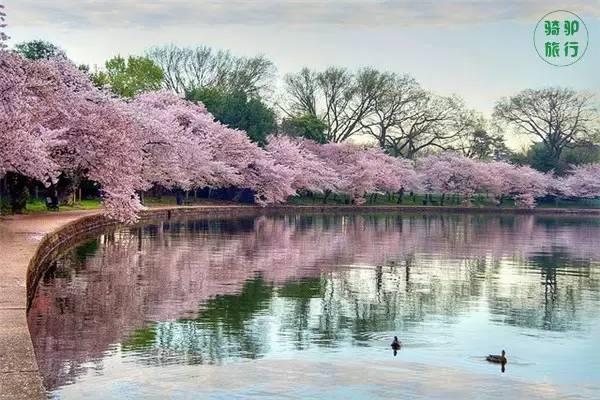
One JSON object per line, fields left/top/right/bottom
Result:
{"left": 486, "top": 350, "right": 507, "bottom": 364}
{"left": 391, "top": 336, "right": 402, "bottom": 350}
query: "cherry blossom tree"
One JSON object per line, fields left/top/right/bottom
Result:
{"left": 515, "top": 167, "right": 551, "bottom": 208}
{"left": 0, "top": 52, "right": 64, "bottom": 183}
{"left": 265, "top": 135, "right": 341, "bottom": 195}
{"left": 141, "top": 95, "right": 296, "bottom": 204}
{"left": 304, "top": 142, "right": 418, "bottom": 204}
{"left": 48, "top": 59, "right": 146, "bottom": 221}
{"left": 306, "top": 142, "right": 377, "bottom": 203}
{"left": 484, "top": 162, "right": 550, "bottom": 208}
{"left": 557, "top": 164, "right": 600, "bottom": 199}
{"left": 417, "top": 152, "right": 489, "bottom": 204}
{"left": 61, "top": 96, "right": 145, "bottom": 222}
{"left": 200, "top": 125, "right": 295, "bottom": 204}
{"left": 0, "top": 6, "right": 65, "bottom": 212}
{"left": 0, "top": 9, "right": 584, "bottom": 220}
{"left": 359, "top": 147, "right": 420, "bottom": 203}
{"left": 1, "top": 54, "right": 297, "bottom": 216}
{"left": 124, "top": 91, "right": 297, "bottom": 206}
{"left": 128, "top": 91, "right": 232, "bottom": 191}
{"left": 1, "top": 49, "right": 145, "bottom": 221}
{"left": 414, "top": 153, "right": 550, "bottom": 208}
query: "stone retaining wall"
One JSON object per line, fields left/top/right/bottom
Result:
{"left": 25, "top": 214, "right": 118, "bottom": 310}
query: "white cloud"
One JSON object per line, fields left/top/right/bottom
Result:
{"left": 6, "top": 0, "right": 600, "bottom": 29}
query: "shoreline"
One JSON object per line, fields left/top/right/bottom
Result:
{"left": 2, "top": 204, "right": 600, "bottom": 399}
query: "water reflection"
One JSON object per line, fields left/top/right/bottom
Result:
{"left": 27, "top": 213, "right": 600, "bottom": 398}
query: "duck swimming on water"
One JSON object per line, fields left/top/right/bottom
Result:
{"left": 486, "top": 350, "right": 507, "bottom": 364}
{"left": 391, "top": 336, "right": 402, "bottom": 356}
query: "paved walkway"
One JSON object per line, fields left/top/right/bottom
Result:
{"left": 0, "top": 211, "right": 97, "bottom": 400}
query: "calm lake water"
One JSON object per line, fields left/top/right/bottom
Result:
{"left": 28, "top": 213, "right": 600, "bottom": 399}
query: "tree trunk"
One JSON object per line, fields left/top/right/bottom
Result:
{"left": 7, "top": 173, "right": 29, "bottom": 214}
{"left": 0, "top": 175, "right": 5, "bottom": 212}
{"left": 0, "top": 175, "right": 5, "bottom": 213}
{"left": 323, "top": 190, "right": 331, "bottom": 204}
{"left": 397, "top": 188, "right": 404, "bottom": 204}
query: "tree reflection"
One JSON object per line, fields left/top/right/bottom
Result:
{"left": 122, "top": 276, "right": 274, "bottom": 364}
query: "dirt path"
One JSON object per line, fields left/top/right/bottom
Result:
{"left": 0, "top": 211, "right": 98, "bottom": 399}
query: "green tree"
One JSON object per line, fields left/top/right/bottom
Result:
{"left": 280, "top": 114, "right": 327, "bottom": 143}
{"left": 91, "top": 55, "right": 164, "bottom": 97}
{"left": 561, "top": 141, "right": 600, "bottom": 167}
{"left": 186, "top": 87, "right": 276, "bottom": 144}
{"left": 524, "top": 143, "right": 558, "bottom": 172}
{"left": 515, "top": 142, "right": 600, "bottom": 174}
{"left": 14, "top": 40, "right": 65, "bottom": 59}
{"left": 459, "top": 129, "right": 511, "bottom": 161}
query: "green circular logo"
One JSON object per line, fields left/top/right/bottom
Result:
{"left": 534, "top": 10, "right": 589, "bottom": 66}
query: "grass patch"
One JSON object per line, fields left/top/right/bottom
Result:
{"left": 24, "top": 198, "right": 102, "bottom": 213}
{"left": 289, "top": 193, "right": 600, "bottom": 209}
{"left": 3, "top": 193, "right": 598, "bottom": 216}
{"left": 289, "top": 192, "right": 512, "bottom": 207}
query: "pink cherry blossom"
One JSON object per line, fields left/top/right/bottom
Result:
{"left": 362, "top": 147, "right": 420, "bottom": 194}
{"left": 0, "top": 38, "right": 591, "bottom": 220}
{"left": 557, "top": 164, "right": 600, "bottom": 199}
{"left": 417, "top": 152, "right": 490, "bottom": 203}
{"left": 0, "top": 52, "right": 65, "bottom": 183}
{"left": 484, "top": 162, "right": 550, "bottom": 208}
{"left": 265, "top": 135, "right": 341, "bottom": 194}
{"left": 128, "top": 91, "right": 231, "bottom": 191}
{"left": 1, "top": 52, "right": 145, "bottom": 222}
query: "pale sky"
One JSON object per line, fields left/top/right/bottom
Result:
{"left": 3, "top": 0, "right": 600, "bottom": 149}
